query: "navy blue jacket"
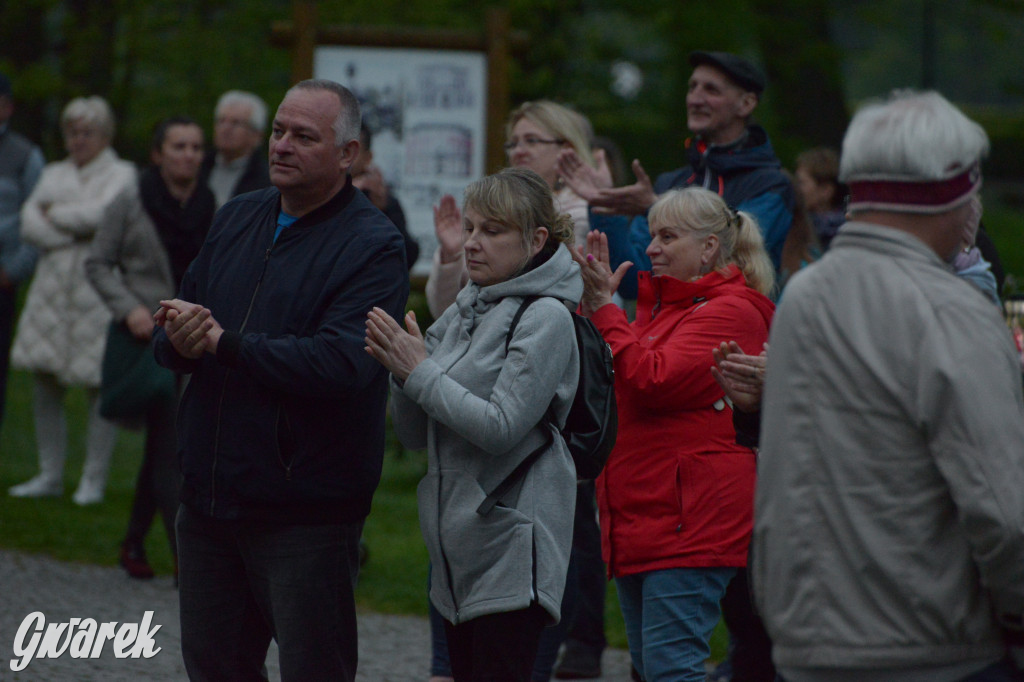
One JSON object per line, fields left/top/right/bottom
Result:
{"left": 593, "top": 125, "right": 794, "bottom": 299}
{"left": 154, "top": 178, "right": 409, "bottom": 523}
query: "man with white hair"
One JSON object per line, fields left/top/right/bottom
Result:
{"left": 753, "top": 90, "right": 1024, "bottom": 681}
{"left": 201, "top": 90, "right": 271, "bottom": 208}
{"left": 154, "top": 80, "right": 409, "bottom": 681}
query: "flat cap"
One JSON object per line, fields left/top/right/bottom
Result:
{"left": 689, "top": 51, "right": 765, "bottom": 95}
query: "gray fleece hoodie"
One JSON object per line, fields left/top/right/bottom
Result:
{"left": 390, "top": 244, "right": 582, "bottom": 625}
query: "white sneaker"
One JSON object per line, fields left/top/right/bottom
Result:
{"left": 71, "top": 480, "right": 105, "bottom": 506}
{"left": 9, "top": 475, "right": 63, "bottom": 498}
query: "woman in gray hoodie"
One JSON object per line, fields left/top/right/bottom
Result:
{"left": 366, "top": 167, "right": 582, "bottom": 682}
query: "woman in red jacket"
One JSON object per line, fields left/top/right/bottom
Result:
{"left": 573, "top": 187, "right": 775, "bottom": 681}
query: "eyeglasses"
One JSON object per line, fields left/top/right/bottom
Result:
{"left": 503, "top": 136, "right": 565, "bottom": 152}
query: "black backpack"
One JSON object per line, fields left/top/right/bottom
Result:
{"left": 477, "top": 296, "right": 618, "bottom": 516}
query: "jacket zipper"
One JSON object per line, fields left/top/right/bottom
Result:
{"left": 435, "top": 430, "right": 460, "bottom": 623}
{"left": 210, "top": 246, "right": 274, "bottom": 515}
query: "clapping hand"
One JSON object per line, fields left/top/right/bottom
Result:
{"left": 155, "top": 299, "right": 224, "bottom": 359}
{"left": 711, "top": 341, "right": 768, "bottom": 413}
{"left": 365, "top": 308, "right": 427, "bottom": 381}
{"left": 570, "top": 230, "right": 633, "bottom": 317}
{"left": 557, "top": 148, "right": 612, "bottom": 203}
{"left": 433, "top": 195, "right": 464, "bottom": 264}
{"left": 558, "top": 154, "right": 659, "bottom": 216}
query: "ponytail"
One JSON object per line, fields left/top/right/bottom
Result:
{"left": 730, "top": 211, "right": 775, "bottom": 296}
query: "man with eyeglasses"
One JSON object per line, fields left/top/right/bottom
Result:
{"left": 200, "top": 90, "right": 271, "bottom": 208}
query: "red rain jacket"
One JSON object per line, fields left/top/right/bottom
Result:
{"left": 592, "top": 266, "right": 774, "bottom": 577}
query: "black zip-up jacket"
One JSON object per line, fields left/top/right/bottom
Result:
{"left": 154, "top": 179, "right": 409, "bottom": 523}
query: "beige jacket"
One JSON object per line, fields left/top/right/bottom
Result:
{"left": 11, "top": 149, "right": 135, "bottom": 386}
{"left": 85, "top": 181, "right": 175, "bottom": 322}
{"left": 754, "top": 222, "right": 1024, "bottom": 676}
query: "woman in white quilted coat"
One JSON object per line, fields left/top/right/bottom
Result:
{"left": 8, "top": 96, "right": 134, "bottom": 505}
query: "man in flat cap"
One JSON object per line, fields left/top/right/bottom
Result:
{"left": 553, "top": 50, "right": 789, "bottom": 681}
{"left": 557, "top": 50, "right": 794, "bottom": 301}
{"left": 754, "top": 89, "right": 1024, "bottom": 681}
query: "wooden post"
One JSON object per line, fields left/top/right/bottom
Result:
{"left": 485, "top": 8, "right": 511, "bottom": 174}
{"left": 291, "top": 0, "right": 317, "bottom": 83}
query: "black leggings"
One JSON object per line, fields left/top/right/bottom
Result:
{"left": 444, "top": 603, "right": 549, "bottom": 682}
{"left": 124, "top": 396, "right": 180, "bottom": 558}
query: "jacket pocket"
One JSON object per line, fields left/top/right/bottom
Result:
{"left": 674, "top": 460, "right": 685, "bottom": 534}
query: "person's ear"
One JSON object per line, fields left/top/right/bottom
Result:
{"left": 702, "top": 233, "right": 720, "bottom": 265}
{"left": 339, "top": 139, "right": 360, "bottom": 172}
{"left": 737, "top": 92, "right": 758, "bottom": 119}
{"left": 531, "top": 226, "right": 550, "bottom": 256}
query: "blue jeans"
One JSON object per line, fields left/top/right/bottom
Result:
{"left": 176, "top": 504, "right": 364, "bottom": 682}
{"left": 615, "top": 566, "right": 735, "bottom": 682}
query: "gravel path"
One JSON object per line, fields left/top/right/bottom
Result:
{"left": 0, "top": 549, "right": 634, "bottom": 681}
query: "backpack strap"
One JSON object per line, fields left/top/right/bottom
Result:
{"left": 480, "top": 295, "right": 554, "bottom": 516}
{"left": 504, "top": 295, "right": 541, "bottom": 355}
{"left": 477, "top": 429, "right": 553, "bottom": 516}
{"left": 504, "top": 294, "right": 558, "bottom": 427}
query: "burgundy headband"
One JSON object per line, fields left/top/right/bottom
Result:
{"left": 846, "top": 162, "right": 981, "bottom": 214}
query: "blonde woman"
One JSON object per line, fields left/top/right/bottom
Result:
{"left": 10, "top": 96, "right": 133, "bottom": 505}
{"left": 574, "top": 187, "right": 775, "bottom": 681}
{"left": 367, "top": 167, "right": 581, "bottom": 681}
{"left": 426, "top": 101, "right": 603, "bottom": 318}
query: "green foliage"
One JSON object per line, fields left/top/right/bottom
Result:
{"left": 980, "top": 187, "right": 1024, "bottom": 289}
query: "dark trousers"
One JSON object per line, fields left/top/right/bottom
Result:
{"left": 0, "top": 287, "right": 16, "bottom": 431}
{"left": 721, "top": 568, "right": 776, "bottom": 682}
{"left": 444, "top": 603, "right": 549, "bottom": 682}
{"left": 561, "top": 480, "right": 607, "bottom": 655}
{"left": 124, "top": 396, "right": 180, "bottom": 557}
{"left": 176, "top": 505, "right": 364, "bottom": 682}
{"left": 428, "top": 482, "right": 596, "bottom": 681}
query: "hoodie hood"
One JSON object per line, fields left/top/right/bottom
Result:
{"left": 455, "top": 243, "right": 583, "bottom": 316}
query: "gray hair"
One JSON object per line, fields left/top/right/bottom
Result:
{"left": 215, "top": 90, "right": 268, "bottom": 133}
{"left": 61, "top": 96, "right": 115, "bottom": 140}
{"left": 287, "top": 79, "right": 361, "bottom": 147}
{"left": 839, "top": 90, "right": 989, "bottom": 184}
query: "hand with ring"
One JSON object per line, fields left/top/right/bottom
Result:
{"left": 711, "top": 341, "right": 768, "bottom": 413}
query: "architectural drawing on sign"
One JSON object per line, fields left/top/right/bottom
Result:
{"left": 405, "top": 124, "right": 472, "bottom": 177}
{"left": 409, "top": 65, "right": 476, "bottom": 110}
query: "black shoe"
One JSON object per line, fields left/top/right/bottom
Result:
{"left": 554, "top": 644, "right": 602, "bottom": 679}
{"left": 119, "top": 543, "right": 155, "bottom": 579}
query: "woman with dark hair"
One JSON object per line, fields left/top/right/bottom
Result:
{"left": 86, "top": 116, "right": 214, "bottom": 579}
{"left": 794, "top": 146, "right": 846, "bottom": 251}
{"left": 367, "top": 167, "right": 582, "bottom": 682}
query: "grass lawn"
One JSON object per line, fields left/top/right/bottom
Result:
{"left": 0, "top": 362, "right": 736, "bottom": 659}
